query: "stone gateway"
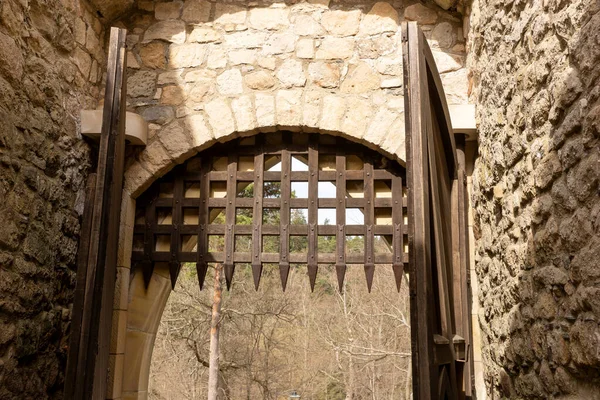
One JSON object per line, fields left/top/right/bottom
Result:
{"left": 0, "top": 0, "right": 598, "bottom": 399}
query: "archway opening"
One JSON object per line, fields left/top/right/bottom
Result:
{"left": 126, "top": 131, "right": 412, "bottom": 399}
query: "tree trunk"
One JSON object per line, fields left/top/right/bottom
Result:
{"left": 208, "top": 263, "right": 224, "bottom": 400}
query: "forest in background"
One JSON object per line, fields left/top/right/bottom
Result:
{"left": 148, "top": 261, "right": 412, "bottom": 400}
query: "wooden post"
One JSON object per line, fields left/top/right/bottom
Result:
{"left": 403, "top": 21, "right": 437, "bottom": 398}
{"left": 63, "top": 26, "right": 128, "bottom": 400}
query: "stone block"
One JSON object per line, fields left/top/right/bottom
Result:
{"left": 72, "top": 47, "right": 91, "bottom": 79}
{"left": 359, "top": 2, "right": 399, "bottom": 36}
{"left": 365, "top": 107, "right": 397, "bottom": 145}
{"left": 376, "top": 56, "right": 403, "bottom": 76}
{"left": 158, "top": 121, "right": 194, "bottom": 162}
{"left": 141, "top": 107, "right": 175, "bottom": 126}
{"left": 224, "top": 31, "right": 266, "bottom": 49}
{"left": 214, "top": 3, "right": 247, "bottom": 25}
{"left": 123, "top": 330, "right": 155, "bottom": 392}
{"left": 245, "top": 70, "right": 276, "bottom": 90}
{"left": 342, "top": 97, "right": 372, "bottom": 139}
{"left": 124, "top": 162, "right": 154, "bottom": 199}
{"left": 432, "top": 22, "right": 456, "bottom": 49}
{"left": 217, "top": 69, "right": 243, "bottom": 95}
{"left": 357, "top": 35, "right": 395, "bottom": 59}
{"left": 249, "top": 7, "right": 290, "bottom": 30}
{"left": 404, "top": 3, "right": 438, "bottom": 25}
{"left": 184, "top": 69, "right": 216, "bottom": 82}
{"left": 276, "top": 59, "right": 306, "bottom": 88}
{"left": 228, "top": 49, "right": 257, "bottom": 65}
{"left": 232, "top": 95, "right": 256, "bottom": 133}
{"left": 155, "top": 1, "right": 182, "bottom": 20}
{"left": 74, "top": 18, "right": 86, "bottom": 45}
{"left": 144, "top": 20, "right": 186, "bottom": 44}
{"left": 262, "top": 32, "right": 295, "bottom": 55}
{"left": 186, "top": 113, "right": 213, "bottom": 148}
{"left": 168, "top": 43, "right": 206, "bottom": 68}
{"left": 315, "top": 37, "right": 354, "bottom": 59}
{"left": 127, "top": 52, "right": 140, "bottom": 69}
{"left": 160, "top": 85, "right": 185, "bottom": 105}
{"left": 110, "top": 310, "right": 128, "bottom": 354}
{"left": 207, "top": 46, "right": 227, "bottom": 69}
{"left": 189, "top": 27, "right": 222, "bottom": 43}
{"left": 296, "top": 38, "right": 314, "bottom": 59}
{"left": 321, "top": 10, "right": 361, "bottom": 37}
{"left": 182, "top": 0, "right": 211, "bottom": 23}
{"left": 341, "top": 62, "right": 380, "bottom": 93}
{"left": 139, "top": 42, "right": 167, "bottom": 69}
{"left": 293, "top": 14, "right": 325, "bottom": 36}
{"left": 320, "top": 95, "right": 346, "bottom": 133}
{"left": 308, "top": 61, "right": 341, "bottom": 88}
{"left": 158, "top": 70, "right": 182, "bottom": 85}
{"left": 205, "top": 98, "right": 235, "bottom": 139}
{"left": 258, "top": 57, "right": 277, "bottom": 70}
{"left": 255, "top": 93, "right": 276, "bottom": 130}
{"left": 303, "top": 90, "right": 322, "bottom": 130}
{"left": 274, "top": 90, "right": 302, "bottom": 130}
{"left": 186, "top": 80, "right": 213, "bottom": 103}
{"left": 432, "top": 50, "right": 463, "bottom": 73}
{"left": 128, "top": 71, "right": 156, "bottom": 98}
{"left": 106, "top": 354, "right": 124, "bottom": 399}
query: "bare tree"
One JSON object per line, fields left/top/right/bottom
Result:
{"left": 207, "top": 263, "right": 224, "bottom": 400}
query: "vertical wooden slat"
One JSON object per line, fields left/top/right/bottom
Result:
{"left": 307, "top": 135, "right": 319, "bottom": 291}
{"left": 91, "top": 26, "right": 128, "bottom": 400}
{"left": 169, "top": 172, "right": 184, "bottom": 288}
{"left": 64, "top": 174, "right": 96, "bottom": 400}
{"left": 224, "top": 154, "right": 237, "bottom": 290}
{"left": 403, "top": 21, "right": 437, "bottom": 398}
{"left": 454, "top": 134, "right": 473, "bottom": 396}
{"left": 64, "top": 26, "right": 129, "bottom": 400}
{"left": 428, "top": 115, "right": 459, "bottom": 395}
{"left": 143, "top": 187, "right": 158, "bottom": 288}
{"left": 363, "top": 159, "right": 375, "bottom": 292}
{"left": 279, "top": 133, "right": 292, "bottom": 290}
{"left": 196, "top": 157, "right": 210, "bottom": 290}
{"left": 392, "top": 175, "right": 404, "bottom": 291}
{"left": 252, "top": 136, "right": 265, "bottom": 290}
{"left": 335, "top": 142, "right": 346, "bottom": 291}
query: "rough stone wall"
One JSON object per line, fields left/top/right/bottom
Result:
{"left": 0, "top": 0, "right": 105, "bottom": 398}
{"left": 468, "top": 0, "right": 600, "bottom": 397}
{"left": 115, "top": 0, "right": 468, "bottom": 198}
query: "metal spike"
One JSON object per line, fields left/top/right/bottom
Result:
{"left": 392, "top": 264, "right": 404, "bottom": 292}
{"left": 196, "top": 261, "right": 208, "bottom": 290}
{"left": 252, "top": 263, "right": 262, "bottom": 291}
{"left": 336, "top": 264, "right": 346, "bottom": 292}
{"left": 169, "top": 261, "right": 181, "bottom": 290}
{"left": 141, "top": 260, "right": 154, "bottom": 290}
{"left": 279, "top": 262, "right": 290, "bottom": 291}
{"left": 308, "top": 265, "right": 318, "bottom": 292}
{"left": 364, "top": 263, "right": 375, "bottom": 293}
{"left": 224, "top": 263, "right": 235, "bottom": 291}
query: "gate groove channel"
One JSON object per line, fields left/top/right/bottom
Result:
{"left": 132, "top": 133, "right": 408, "bottom": 292}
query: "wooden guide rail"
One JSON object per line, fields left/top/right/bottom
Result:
{"left": 64, "top": 27, "right": 128, "bottom": 400}
{"left": 403, "top": 21, "right": 473, "bottom": 399}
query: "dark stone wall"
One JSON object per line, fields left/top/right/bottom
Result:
{"left": 0, "top": 0, "right": 104, "bottom": 398}
{"left": 468, "top": 0, "right": 600, "bottom": 397}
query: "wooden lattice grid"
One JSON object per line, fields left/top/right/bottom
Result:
{"left": 132, "top": 133, "right": 408, "bottom": 292}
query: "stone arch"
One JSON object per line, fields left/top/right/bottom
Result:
{"left": 112, "top": 126, "right": 406, "bottom": 399}
{"left": 123, "top": 98, "right": 406, "bottom": 199}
